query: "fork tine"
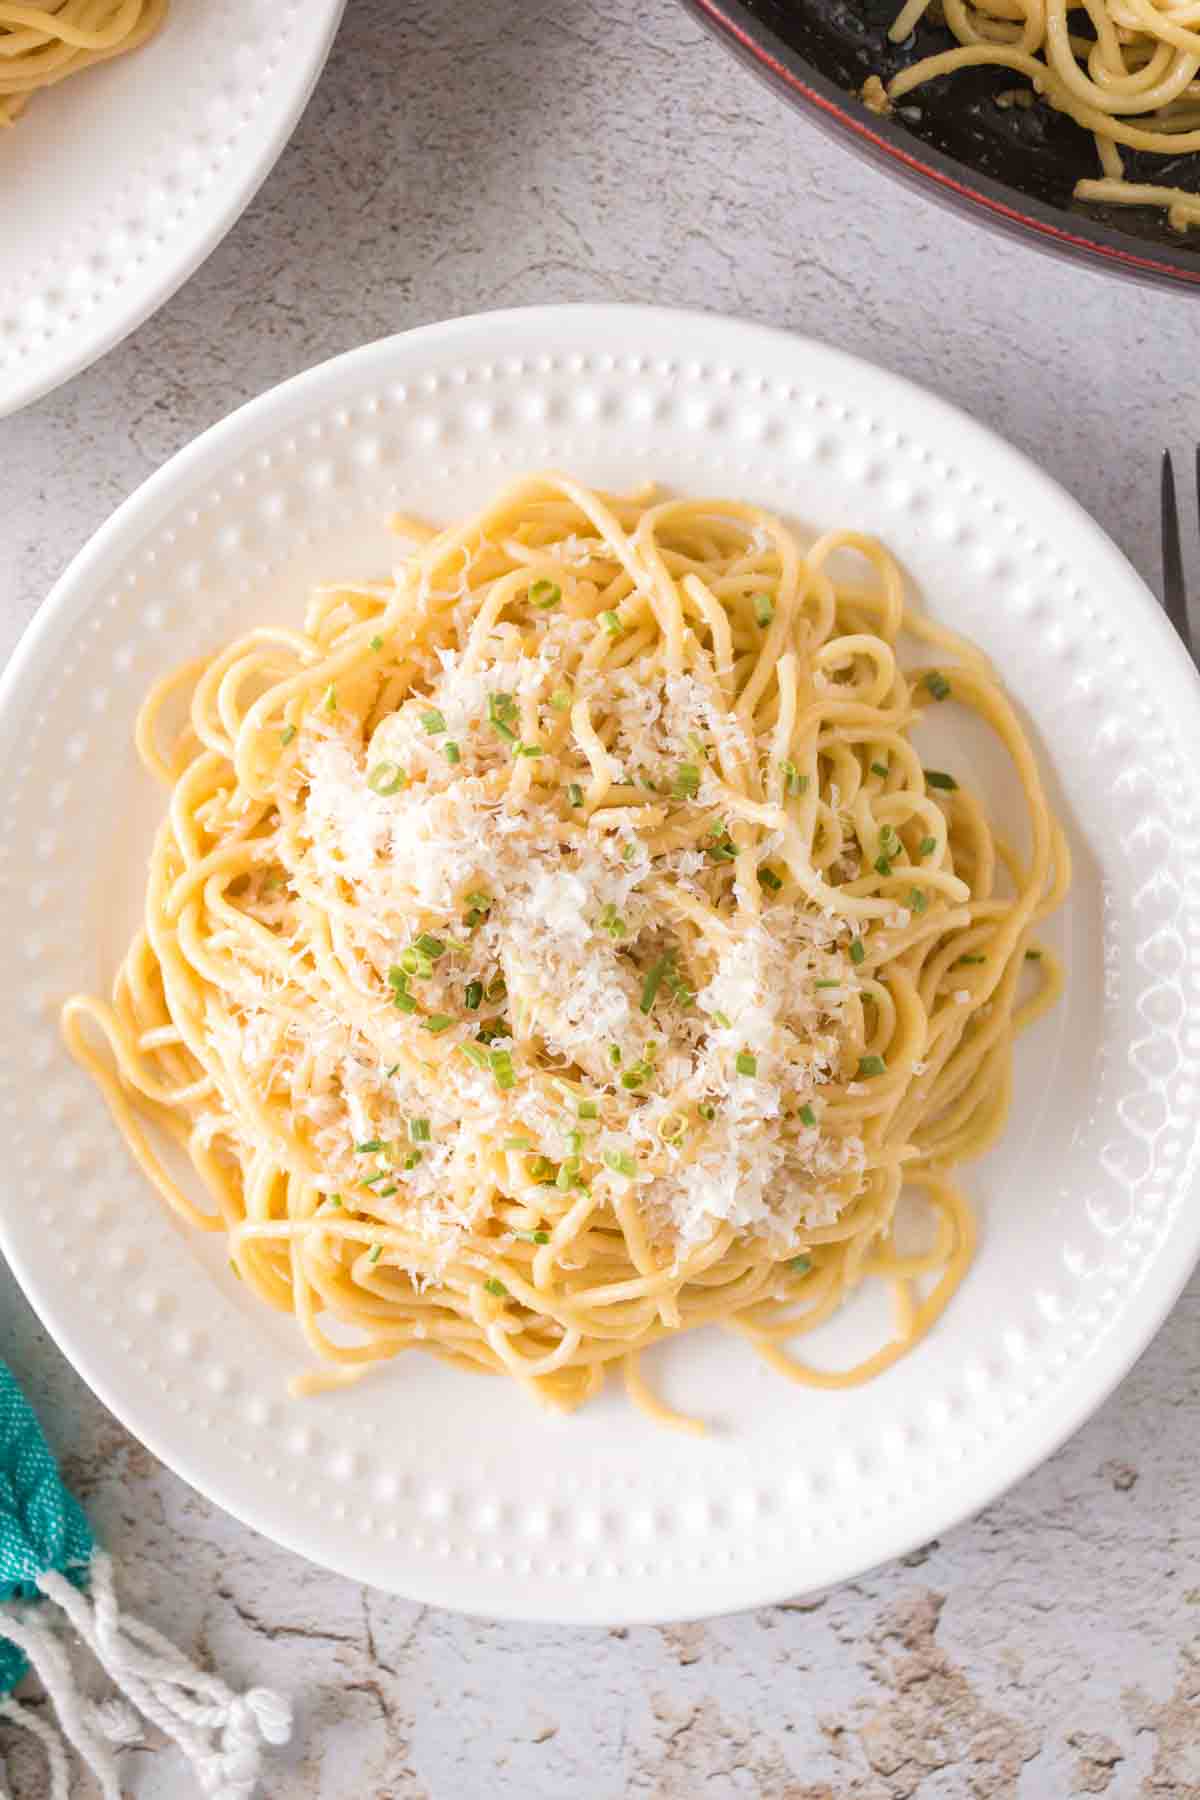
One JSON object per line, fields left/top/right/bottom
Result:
{"left": 1160, "top": 451, "right": 1191, "bottom": 653}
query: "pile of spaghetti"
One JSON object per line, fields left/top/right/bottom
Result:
{"left": 874, "top": 0, "right": 1200, "bottom": 231}
{"left": 0, "top": 0, "right": 165, "bottom": 128}
{"left": 63, "top": 474, "right": 1067, "bottom": 1426}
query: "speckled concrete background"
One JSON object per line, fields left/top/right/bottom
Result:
{"left": 2, "top": 2, "right": 1200, "bottom": 1794}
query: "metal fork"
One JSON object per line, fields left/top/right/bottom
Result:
{"left": 1161, "top": 450, "right": 1198, "bottom": 666}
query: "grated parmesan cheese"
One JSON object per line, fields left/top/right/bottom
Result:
{"left": 219, "top": 600, "right": 870, "bottom": 1261}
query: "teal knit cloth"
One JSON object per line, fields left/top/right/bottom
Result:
{"left": 0, "top": 1360, "right": 288, "bottom": 1798}
{"left": 0, "top": 1362, "right": 93, "bottom": 1692}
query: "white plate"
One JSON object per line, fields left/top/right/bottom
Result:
{"left": 3, "top": 306, "right": 1199, "bottom": 1624}
{"left": 0, "top": 0, "right": 345, "bottom": 417}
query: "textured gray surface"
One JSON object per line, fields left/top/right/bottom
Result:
{"left": 2, "top": 0, "right": 1199, "bottom": 1794}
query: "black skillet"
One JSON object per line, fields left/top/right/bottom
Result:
{"left": 680, "top": 0, "right": 1200, "bottom": 290}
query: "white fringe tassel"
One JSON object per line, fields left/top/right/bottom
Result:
{"left": 0, "top": 1550, "right": 291, "bottom": 1800}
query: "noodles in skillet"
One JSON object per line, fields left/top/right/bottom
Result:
{"left": 868, "top": 0, "right": 1200, "bottom": 232}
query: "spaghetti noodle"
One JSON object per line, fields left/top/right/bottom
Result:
{"left": 0, "top": 1, "right": 166, "bottom": 128}
{"left": 872, "top": 0, "right": 1200, "bottom": 232}
{"left": 62, "top": 475, "right": 1068, "bottom": 1426}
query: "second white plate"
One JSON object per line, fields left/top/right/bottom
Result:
{"left": 0, "top": 0, "right": 345, "bottom": 416}
{"left": 2, "top": 306, "right": 1198, "bottom": 1622}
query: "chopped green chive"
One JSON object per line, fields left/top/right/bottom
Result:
{"left": 857, "top": 1055, "right": 887, "bottom": 1077}
{"left": 555, "top": 1157, "right": 581, "bottom": 1189}
{"left": 814, "top": 979, "right": 841, "bottom": 990}
{"left": 673, "top": 763, "right": 701, "bottom": 799}
{"left": 735, "top": 1050, "right": 758, "bottom": 1077}
{"left": 879, "top": 824, "right": 900, "bottom": 854}
{"left": 484, "top": 1278, "right": 508, "bottom": 1298}
{"left": 487, "top": 691, "right": 518, "bottom": 742}
{"left": 280, "top": 724, "right": 296, "bottom": 747}
{"left": 459, "top": 1042, "right": 490, "bottom": 1069}
{"left": 578, "top": 1098, "right": 599, "bottom": 1120}
{"left": 530, "top": 579, "right": 561, "bottom": 609}
{"left": 377, "top": 1184, "right": 398, "bottom": 1197}
{"left": 369, "top": 635, "right": 384, "bottom": 652}
{"left": 619, "top": 1064, "right": 649, "bottom": 1090}
{"left": 517, "top": 1229, "right": 551, "bottom": 1245}
{"left": 603, "top": 1149, "right": 637, "bottom": 1178}
{"left": 924, "top": 671, "right": 951, "bottom": 702}
{"left": 399, "top": 947, "right": 432, "bottom": 978}
{"left": 567, "top": 782, "right": 584, "bottom": 807}
{"left": 323, "top": 684, "right": 337, "bottom": 712}
{"left": 599, "top": 903, "right": 627, "bottom": 939}
{"left": 919, "top": 836, "right": 937, "bottom": 857}
{"left": 566, "top": 1130, "right": 583, "bottom": 1156}
{"left": 515, "top": 742, "right": 545, "bottom": 758}
{"left": 505, "top": 1136, "right": 533, "bottom": 1151}
{"left": 698, "top": 1102, "right": 716, "bottom": 1120}
{"left": 414, "top": 933, "right": 446, "bottom": 960}
{"left": 925, "top": 769, "right": 958, "bottom": 791}
{"left": 1026, "top": 948, "right": 1042, "bottom": 961}
{"left": 354, "top": 1139, "right": 383, "bottom": 1154}
{"left": 798, "top": 1104, "right": 817, "bottom": 1127}
{"left": 870, "top": 762, "right": 889, "bottom": 778}
{"left": 368, "top": 761, "right": 407, "bottom": 795}
{"left": 780, "top": 760, "right": 803, "bottom": 795}
{"left": 464, "top": 980, "right": 483, "bottom": 1011}
{"left": 608, "top": 1045, "right": 622, "bottom": 1067}
{"left": 408, "top": 1118, "right": 431, "bottom": 1143}
{"left": 368, "top": 1244, "right": 383, "bottom": 1264}
{"left": 874, "top": 855, "right": 892, "bottom": 878}
{"left": 752, "top": 592, "right": 775, "bottom": 628}
{"left": 955, "top": 954, "right": 986, "bottom": 967}
{"left": 486, "top": 975, "right": 507, "bottom": 1002}
{"left": 707, "top": 829, "right": 737, "bottom": 863}
{"left": 384, "top": 1064, "right": 400, "bottom": 1078}
{"left": 402, "top": 1151, "right": 422, "bottom": 1170}
{"left": 393, "top": 990, "right": 418, "bottom": 1013}
{"left": 788, "top": 1255, "right": 812, "bottom": 1275}
{"left": 639, "top": 954, "right": 674, "bottom": 1015}
{"left": 908, "top": 889, "right": 928, "bottom": 915}
{"left": 599, "top": 610, "right": 623, "bottom": 636}
{"left": 421, "top": 1014, "right": 455, "bottom": 1034}
{"left": 758, "top": 866, "right": 783, "bottom": 892}
{"left": 490, "top": 1049, "right": 516, "bottom": 1090}
{"left": 421, "top": 709, "right": 446, "bottom": 734}
{"left": 665, "top": 965, "right": 694, "bottom": 1006}
{"left": 443, "top": 740, "right": 461, "bottom": 764}
{"left": 360, "top": 1170, "right": 389, "bottom": 1187}
{"left": 550, "top": 687, "right": 572, "bottom": 712}
{"left": 849, "top": 939, "right": 866, "bottom": 966}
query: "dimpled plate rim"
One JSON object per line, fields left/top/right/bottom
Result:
{"left": 0, "top": 0, "right": 346, "bottom": 418}
{"left": 1, "top": 305, "right": 1198, "bottom": 1625}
